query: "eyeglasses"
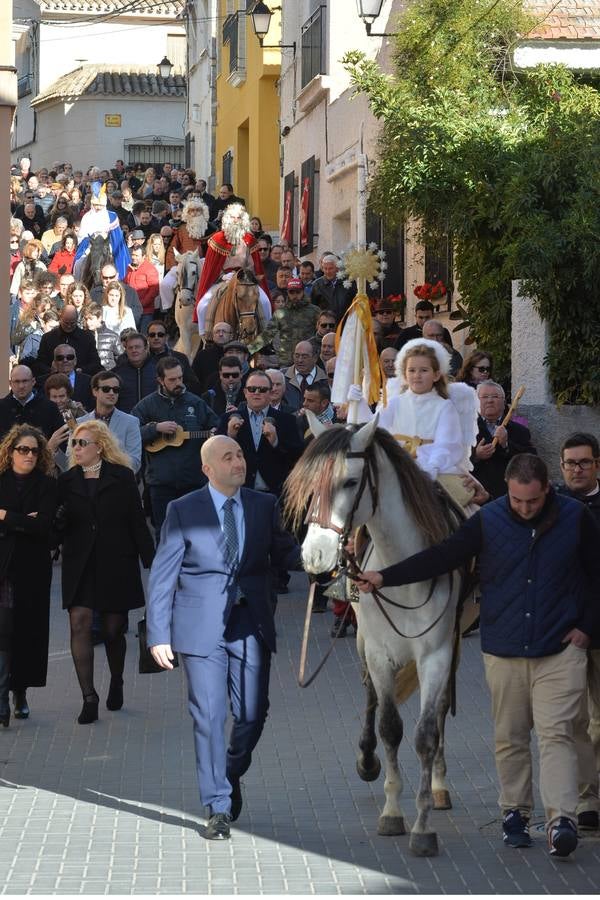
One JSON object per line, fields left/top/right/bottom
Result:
{"left": 14, "top": 445, "right": 39, "bottom": 456}
{"left": 148, "top": 331, "right": 166, "bottom": 338}
{"left": 561, "top": 459, "right": 596, "bottom": 470}
{"left": 221, "top": 372, "right": 240, "bottom": 379}
{"left": 98, "top": 385, "right": 120, "bottom": 394}
{"left": 474, "top": 365, "right": 491, "bottom": 373}
{"left": 71, "top": 438, "right": 97, "bottom": 448}
{"left": 245, "top": 385, "right": 270, "bottom": 394}
{"left": 55, "top": 354, "right": 76, "bottom": 362}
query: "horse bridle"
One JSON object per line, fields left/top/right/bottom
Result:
{"left": 304, "top": 445, "right": 453, "bottom": 640}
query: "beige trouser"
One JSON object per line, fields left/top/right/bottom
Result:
{"left": 576, "top": 648, "right": 600, "bottom": 811}
{"left": 483, "top": 643, "right": 588, "bottom": 827}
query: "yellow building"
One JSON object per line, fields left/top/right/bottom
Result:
{"left": 215, "top": 2, "right": 282, "bottom": 231}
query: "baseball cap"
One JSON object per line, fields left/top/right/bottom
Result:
{"left": 287, "top": 278, "right": 303, "bottom": 291}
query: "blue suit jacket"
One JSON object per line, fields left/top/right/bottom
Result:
{"left": 146, "top": 485, "right": 301, "bottom": 656}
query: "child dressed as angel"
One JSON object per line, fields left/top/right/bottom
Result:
{"left": 350, "top": 337, "right": 479, "bottom": 509}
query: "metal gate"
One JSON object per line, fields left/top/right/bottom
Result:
{"left": 125, "top": 137, "right": 185, "bottom": 168}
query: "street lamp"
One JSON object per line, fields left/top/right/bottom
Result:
{"left": 355, "top": 0, "right": 396, "bottom": 37}
{"left": 250, "top": 2, "right": 296, "bottom": 53}
{"left": 157, "top": 56, "right": 173, "bottom": 78}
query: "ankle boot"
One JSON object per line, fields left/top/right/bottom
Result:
{"left": 0, "top": 652, "right": 10, "bottom": 727}
{"left": 106, "top": 678, "right": 123, "bottom": 711}
{"left": 78, "top": 691, "right": 99, "bottom": 725}
{"left": 12, "top": 689, "right": 29, "bottom": 719}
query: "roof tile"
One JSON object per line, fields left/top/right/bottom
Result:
{"left": 32, "top": 63, "right": 185, "bottom": 106}
{"left": 526, "top": 0, "right": 600, "bottom": 39}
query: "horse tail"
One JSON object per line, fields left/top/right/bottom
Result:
{"left": 394, "top": 660, "right": 419, "bottom": 704}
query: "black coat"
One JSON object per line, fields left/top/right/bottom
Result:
{"left": 37, "top": 326, "right": 102, "bottom": 376}
{"left": 471, "top": 415, "right": 536, "bottom": 499}
{"left": 394, "top": 323, "right": 453, "bottom": 350}
{"left": 57, "top": 462, "right": 154, "bottom": 611}
{"left": 0, "top": 468, "right": 58, "bottom": 688}
{"left": 217, "top": 404, "right": 303, "bottom": 495}
{"left": 191, "top": 343, "right": 225, "bottom": 393}
{"left": 310, "top": 277, "right": 357, "bottom": 322}
{"left": 0, "top": 391, "right": 64, "bottom": 440}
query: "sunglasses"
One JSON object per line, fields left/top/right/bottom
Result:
{"left": 245, "top": 385, "right": 270, "bottom": 394}
{"left": 320, "top": 322, "right": 336, "bottom": 329}
{"left": 148, "top": 332, "right": 166, "bottom": 338}
{"left": 71, "top": 438, "right": 97, "bottom": 448}
{"left": 474, "top": 365, "right": 491, "bottom": 373}
{"left": 221, "top": 372, "right": 240, "bottom": 379}
{"left": 55, "top": 354, "right": 76, "bottom": 362}
{"left": 98, "top": 385, "right": 120, "bottom": 394}
{"left": 14, "top": 445, "right": 39, "bottom": 456}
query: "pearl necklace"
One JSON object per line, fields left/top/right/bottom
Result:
{"left": 82, "top": 461, "right": 102, "bottom": 474}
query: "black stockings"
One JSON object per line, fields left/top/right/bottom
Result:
{"left": 68, "top": 607, "right": 127, "bottom": 698}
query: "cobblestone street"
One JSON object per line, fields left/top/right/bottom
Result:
{"left": 0, "top": 568, "right": 598, "bottom": 895}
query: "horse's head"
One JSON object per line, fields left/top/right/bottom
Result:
{"left": 84, "top": 234, "right": 113, "bottom": 287}
{"left": 284, "top": 416, "right": 380, "bottom": 575}
{"left": 176, "top": 250, "right": 202, "bottom": 306}
{"left": 230, "top": 269, "right": 259, "bottom": 341}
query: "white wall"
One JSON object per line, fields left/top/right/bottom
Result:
{"left": 34, "top": 96, "right": 185, "bottom": 170}
{"left": 187, "top": 0, "right": 216, "bottom": 182}
{"left": 39, "top": 20, "right": 185, "bottom": 90}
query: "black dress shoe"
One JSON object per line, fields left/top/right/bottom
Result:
{"left": 577, "top": 810, "right": 599, "bottom": 830}
{"left": 78, "top": 692, "right": 99, "bottom": 725}
{"left": 229, "top": 778, "right": 243, "bottom": 822}
{"left": 205, "top": 813, "right": 231, "bottom": 840}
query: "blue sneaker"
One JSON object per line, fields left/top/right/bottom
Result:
{"left": 548, "top": 817, "right": 577, "bottom": 857}
{"left": 502, "top": 809, "right": 532, "bottom": 848}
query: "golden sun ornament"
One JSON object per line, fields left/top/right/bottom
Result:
{"left": 339, "top": 242, "right": 387, "bottom": 290}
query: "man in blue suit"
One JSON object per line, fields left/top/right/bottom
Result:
{"left": 147, "top": 435, "right": 302, "bottom": 840}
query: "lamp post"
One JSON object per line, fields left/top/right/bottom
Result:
{"left": 157, "top": 56, "right": 173, "bottom": 78}
{"left": 355, "top": 0, "right": 396, "bottom": 37}
{"left": 250, "top": 2, "right": 296, "bottom": 53}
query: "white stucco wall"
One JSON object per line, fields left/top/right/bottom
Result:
{"left": 187, "top": 0, "right": 216, "bottom": 183}
{"left": 39, "top": 21, "right": 185, "bottom": 90}
{"left": 34, "top": 96, "right": 185, "bottom": 170}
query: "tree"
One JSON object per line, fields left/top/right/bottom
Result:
{"left": 344, "top": 0, "right": 600, "bottom": 403}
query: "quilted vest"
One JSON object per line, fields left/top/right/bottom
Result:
{"left": 479, "top": 493, "right": 587, "bottom": 657}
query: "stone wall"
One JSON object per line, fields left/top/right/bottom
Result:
{"left": 511, "top": 281, "right": 600, "bottom": 480}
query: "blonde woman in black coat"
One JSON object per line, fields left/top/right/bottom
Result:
{"left": 0, "top": 425, "right": 57, "bottom": 727}
{"left": 57, "top": 420, "right": 154, "bottom": 725}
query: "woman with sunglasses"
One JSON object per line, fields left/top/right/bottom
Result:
{"left": 57, "top": 421, "right": 154, "bottom": 724}
{"left": 455, "top": 350, "right": 494, "bottom": 388}
{"left": 0, "top": 425, "right": 57, "bottom": 726}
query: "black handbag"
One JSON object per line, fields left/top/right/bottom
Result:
{"left": 137, "top": 616, "right": 179, "bottom": 674}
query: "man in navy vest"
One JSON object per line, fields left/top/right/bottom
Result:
{"left": 147, "top": 435, "right": 301, "bottom": 841}
{"left": 356, "top": 453, "right": 600, "bottom": 858}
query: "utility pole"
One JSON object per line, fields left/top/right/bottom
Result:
{"left": 0, "top": 3, "right": 17, "bottom": 393}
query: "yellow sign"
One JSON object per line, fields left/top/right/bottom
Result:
{"left": 104, "top": 114, "right": 121, "bottom": 127}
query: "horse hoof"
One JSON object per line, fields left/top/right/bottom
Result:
{"left": 433, "top": 789, "right": 452, "bottom": 810}
{"left": 356, "top": 755, "right": 381, "bottom": 782}
{"left": 377, "top": 815, "right": 406, "bottom": 836}
{"left": 409, "top": 832, "right": 438, "bottom": 857}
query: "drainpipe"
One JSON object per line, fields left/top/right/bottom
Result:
{"left": 1, "top": 5, "right": 18, "bottom": 392}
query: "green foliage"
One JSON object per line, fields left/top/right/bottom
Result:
{"left": 344, "top": 0, "right": 600, "bottom": 403}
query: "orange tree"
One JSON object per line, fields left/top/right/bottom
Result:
{"left": 344, "top": 0, "right": 600, "bottom": 403}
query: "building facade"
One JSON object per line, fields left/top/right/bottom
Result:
{"left": 12, "top": 0, "right": 186, "bottom": 166}
{"left": 184, "top": 0, "right": 217, "bottom": 185}
{"left": 213, "top": 0, "right": 282, "bottom": 231}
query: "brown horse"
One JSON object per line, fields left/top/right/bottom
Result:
{"left": 203, "top": 269, "right": 264, "bottom": 345}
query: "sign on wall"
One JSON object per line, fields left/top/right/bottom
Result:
{"left": 105, "top": 114, "right": 122, "bottom": 127}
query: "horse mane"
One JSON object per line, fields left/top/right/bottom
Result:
{"left": 283, "top": 425, "right": 450, "bottom": 545}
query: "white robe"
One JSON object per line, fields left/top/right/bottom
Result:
{"left": 377, "top": 390, "right": 468, "bottom": 480}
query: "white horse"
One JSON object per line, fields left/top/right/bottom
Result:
{"left": 284, "top": 416, "right": 462, "bottom": 857}
{"left": 172, "top": 249, "right": 203, "bottom": 362}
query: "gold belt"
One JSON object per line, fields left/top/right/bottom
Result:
{"left": 393, "top": 434, "right": 434, "bottom": 458}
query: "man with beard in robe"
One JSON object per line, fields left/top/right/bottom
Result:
{"left": 160, "top": 197, "right": 210, "bottom": 312}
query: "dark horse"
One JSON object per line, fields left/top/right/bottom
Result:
{"left": 81, "top": 235, "right": 114, "bottom": 289}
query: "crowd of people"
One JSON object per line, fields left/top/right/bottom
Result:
{"left": 3, "top": 155, "right": 599, "bottom": 854}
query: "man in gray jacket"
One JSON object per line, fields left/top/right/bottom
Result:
{"left": 77, "top": 371, "right": 142, "bottom": 473}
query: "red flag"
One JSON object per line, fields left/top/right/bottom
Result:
{"left": 299, "top": 176, "right": 310, "bottom": 248}
{"left": 281, "top": 189, "right": 292, "bottom": 245}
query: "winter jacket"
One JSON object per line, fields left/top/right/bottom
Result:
{"left": 131, "top": 389, "right": 218, "bottom": 488}
{"left": 115, "top": 356, "right": 158, "bottom": 414}
{"left": 380, "top": 490, "right": 600, "bottom": 657}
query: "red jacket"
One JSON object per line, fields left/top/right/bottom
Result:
{"left": 49, "top": 249, "right": 76, "bottom": 275}
{"left": 124, "top": 259, "right": 159, "bottom": 313}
